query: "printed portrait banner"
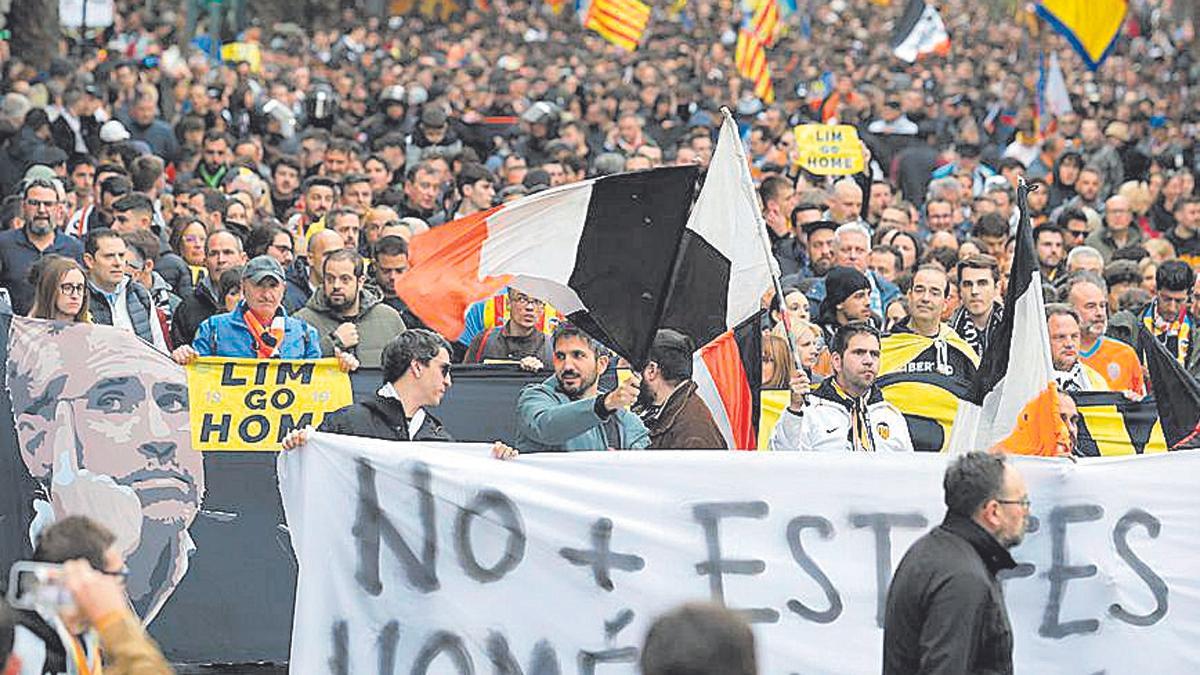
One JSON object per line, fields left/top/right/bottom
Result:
{"left": 281, "top": 437, "right": 1200, "bottom": 674}
{"left": 187, "top": 357, "right": 352, "bottom": 451}
{"left": 792, "top": 124, "right": 865, "bottom": 175}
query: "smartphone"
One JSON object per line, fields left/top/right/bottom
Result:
{"left": 6, "top": 561, "right": 74, "bottom": 613}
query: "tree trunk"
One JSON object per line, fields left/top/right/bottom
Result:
{"left": 9, "top": 0, "right": 60, "bottom": 71}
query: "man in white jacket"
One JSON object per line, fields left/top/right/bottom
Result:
{"left": 769, "top": 321, "right": 913, "bottom": 452}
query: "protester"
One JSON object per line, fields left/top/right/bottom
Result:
{"left": 634, "top": 329, "right": 726, "bottom": 450}
{"left": 768, "top": 322, "right": 912, "bottom": 452}
{"left": 1047, "top": 304, "right": 1108, "bottom": 392}
{"left": 295, "top": 249, "right": 406, "bottom": 367}
{"left": 1062, "top": 272, "right": 1146, "bottom": 395}
{"left": 1110, "top": 260, "right": 1197, "bottom": 373}
{"left": 0, "top": 178, "right": 83, "bottom": 315}
{"left": 640, "top": 603, "right": 756, "bottom": 675}
{"left": 11, "top": 516, "right": 172, "bottom": 675}
{"left": 949, "top": 255, "right": 1004, "bottom": 356}
{"left": 171, "top": 255, "right": 356, "bottom": 371}
{"left": 284, "top": 229, "right": 343, "bottom": 313}
{"left": 462, "top": 288, "right": 554, "bottom": 369}
{"left": 283, "top": 330, "right": 517, "bottom": 458}
{"left": 514, "top": 323, "right": 649, "bottom": 452}
{"left": 83, "top": 229, "right": 169, "bottom": 351}
{"left": 171, "top": 230, "right": 246, "bottom": 346}
{"left": 883, "top": 452, "right": 1028, "bottom": 674}
{"left": 28, "top": 256, "right": 89, "bottom": 322}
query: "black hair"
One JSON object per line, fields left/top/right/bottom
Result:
{"left": 111, "top": 191, "right": 154, "bottom": 214}
{"left": 373, "top": 234, "right": 409, "bottom": 258}
{"left": 381, "top": 329, "right": 452, "bottom": 384}
{"left": 84, "top": 227, "right": 123, "bottom": 256}
{"left": 830, "top": 320, "right": 880, "bottom": 356}
{"left": 551, "top": 322, "right": 610, "bottom": 357}
{"left": 943, "top": 452, "right": 1008, "bottom": 518}
{"left": 322, "top": 248, "right": 366, "bottom": 277}
{"left": 1157, "top": 259, "right": 1196, "bottom": 293}
{"left": 1057, "top": 207, "right": 1088, "bottom": 228}
{"left": 246, "top": 224, "right": 292, "bottom": 258}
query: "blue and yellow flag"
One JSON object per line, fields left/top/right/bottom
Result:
{"left": 1036, "top": 0, "right": 1127, "bottom": 70}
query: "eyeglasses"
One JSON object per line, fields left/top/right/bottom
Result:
{"left": 997, "top": 497, "right": 1032, "bottom": 510}
{"left": 59, "top": 282, "right": 86, "bottom": 296}
{"left": 102, "top": 566, "right": 130, "bottom": 582}
{"left": 25, "top": 198, "right": 57, "bottom": 210}
{"left": 510, "top": 295, "right": 544, "bottom": 307}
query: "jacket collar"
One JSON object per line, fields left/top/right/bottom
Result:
{"left": 641, "top": 380, "right": 695, "bottom": 429}
{"left": 940, "top": 512, "right": 1018, "bottom": 576}
{"left": 813, "top": 375, "right": 882, "bottom": 408}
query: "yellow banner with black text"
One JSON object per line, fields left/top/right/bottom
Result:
{"left": 186, "top": 357, "right": 353, "bottom": 451}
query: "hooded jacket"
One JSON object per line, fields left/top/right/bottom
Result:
{"left": 192, "top": 301, "right": 320, "bottom": 359}
{"left": 294, "top": 285, "right": 406, "bottom": 368}
{"left": 515, "top": 376, "right": 650, "bottom": 453}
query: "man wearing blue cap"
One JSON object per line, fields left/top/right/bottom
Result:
{"left": 172, "top": 255, "right": 357, "bottom": 371}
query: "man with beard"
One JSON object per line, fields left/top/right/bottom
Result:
{"left": 286, "top": 177, "right": 337, "bottom": 242}
{"left": 284, "top": 229, "right": 343, "bottom": 312}
{"left": 634, "top": 329, "right": 726, "bottom": 449}
{"left": 0, "top": 178, "right": 84, "bottom": 314}
{"left": 514, "top": 323, "right": 649, "bottom": 452}
{"left": 1034, "top": 223, "right": 1066, "bottom": 284}
{"left": 295, "top": 249, "right": 405, "bottom": 368}
{"left": 884, "top": 452, "right": 1028, "bottom": 674}
{"left": 801, "top": 220, "right": 837, "bottom": 279}
{"left": 463, "top": 287, "right": 553, "bottom": 369}
{"left": 1064, "top": 272, "right": 1145, "bottom": 396}
{"left": 8, "top": 319, "right": 205, "bottom": 621}
{"left": 769, "top": 321, "right": 911, "bottom": 452}
{"left": 190, "top": 131, "right": 232, "bottom": 190}
{"left": 950, "top": 255, "right": 1004, "bottom": 356}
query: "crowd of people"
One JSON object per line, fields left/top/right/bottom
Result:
{"left": 0, "top": 0, "right": 1198, "bottom": 669}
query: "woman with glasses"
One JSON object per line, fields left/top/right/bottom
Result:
{"left": 169, "top": 216, "right": 209, "bottom": 285}
{"left": 28, "top": 255, "right": 89, "bottom": 322}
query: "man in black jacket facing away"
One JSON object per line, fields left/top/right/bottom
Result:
{"left": 883, "top": 452, "right": 1029, "bottom": 675}
{"left": 283, "top": 329, "right": 516, "bottom": 457}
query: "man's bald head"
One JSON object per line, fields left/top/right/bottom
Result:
{"left": 829, "top": 179, "right": 864, "bottom": 224}
{"left": 309, "top": 229, "right": 346, "bottom": 283}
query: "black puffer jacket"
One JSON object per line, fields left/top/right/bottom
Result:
{"left": 883, "top": 513, "right": 1018, "bottom": 675}
{"left": 318, "top": 393, "right": 453, "bottom": 442}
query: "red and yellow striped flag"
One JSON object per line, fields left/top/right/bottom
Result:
{"left": 585, "top": 0, "right": 651, "bottom": 51}
{"left": 735, "top": 28, "right": 775, "bottom": 103}
{"left": 750, "top": 0, "right": 779, "bottom": 47}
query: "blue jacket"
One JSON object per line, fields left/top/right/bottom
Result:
{"left": 192, "top": 302, "right": 321, "bottom": 359}
{"left": 514, "top": 376, "right": 649, "bottom": 453}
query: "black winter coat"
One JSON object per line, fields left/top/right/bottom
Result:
{"left": 318, "top": 393, "right": 453, "bottom": 442}
{"left": 883, "top": 513, "right": 1018, "bottom": 675}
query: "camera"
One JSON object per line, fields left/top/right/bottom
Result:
{"left": 6, "top": 561, "right": 75, "bottom": 613}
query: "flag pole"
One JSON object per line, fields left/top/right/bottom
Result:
{"left": 719, "top": 106, "right": 805, "bottom": 376}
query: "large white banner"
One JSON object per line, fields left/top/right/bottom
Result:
{"left": 279, "top": 436, "right": 1200, "bottom": 674}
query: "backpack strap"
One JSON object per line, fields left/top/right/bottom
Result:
{"left": 473, "top": 326, "right": 502, "bottom": 362}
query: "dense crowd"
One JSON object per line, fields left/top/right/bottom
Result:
{"left": 1, "top": 1, "right": 1196, "bottom": 671}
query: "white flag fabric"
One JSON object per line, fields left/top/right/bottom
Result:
{"left": 1045, "top": 52, "right": 1074, "bottom": 117}
{"left": 280, "top": 434, "right": 1199, "bottom": 674}
{"left": 891, "top": 0, "right": 950, "bottom": 63}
